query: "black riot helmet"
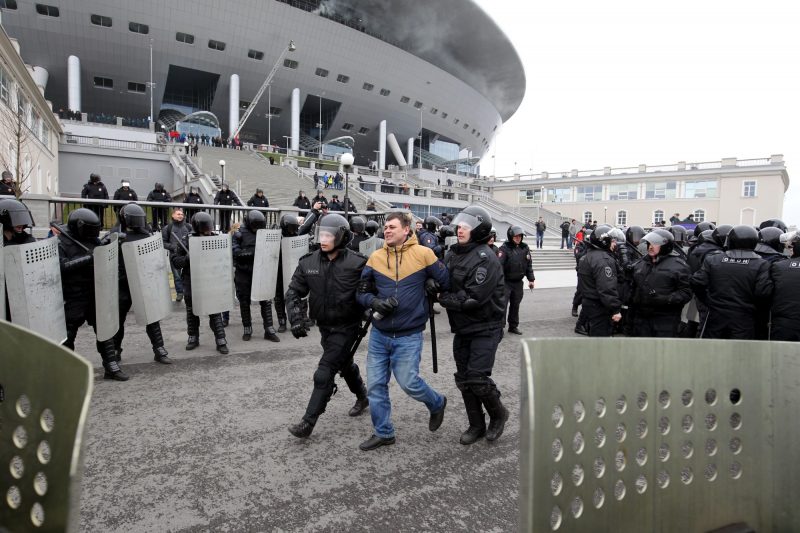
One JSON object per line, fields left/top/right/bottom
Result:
{"left": 349, "top": 215, "right": 366, "bottom": 234}
{"left": 89, "top": 173, "right": 101, "bottom": 183}
{"left": 423, "top": 215, "right": 442, "bottom": 233}
{"left": 625, "top": 226, "right": 645, "bottom": 247}
{"left": 693, "top": 221, "right": 716, "bottom": 237}
{"left": 697, "top": 229, "right": 714, "bottom": 246}
{"left": 589, "top": 224, "right": 615, "bottom": 250}
{"left": 726, "top": 225, "right": 759, "bottom": 251}
{"left": 451, "top": 206, "right": 493, "bottom": 244}
{"left": 364, "top": 219, "right": 379, "bottom": 237}
{"left": 439, "top": 224, "right": 455, "bottom": 239}
{"left": 244, "top": 210, "right": 267, "bottom": 231}
{"left": 0, "top": 198, "right": 34, "bottom": 229}
{"left": 507, "top": 225, "right": 524, "bottom": 242}
{"left": 759, "top": 226, "right": 785, "bottom": 253}
{"left": 315, "top": 213, "right": 352, "bottom": 250}
{"left": 119, "top": 203, "right": 147, "bottom": 233}
{"left": 711, "top": 224, "right": 733, "bottom": 248}
{"left": 668, "top": 225, "right": 688, "bottom": 246}
{"left": 759, "top": 218, "right": 788, "bottom": 232}
{"left": 642, "top": 229, "right": 675, "bottom": 256}
{"left": 67, "top": 208, "right": 102, "bottom": 240}
{"left": 279, "top": 214, "right": 300, "bottom": 237}
{"left": 191, "top": 212, "right": 215, "bottom": 235}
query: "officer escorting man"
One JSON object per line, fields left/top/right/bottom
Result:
{"left": 162, "top": 208, "right": 190, "bottom": 302}
{"left": 571, "top": 228, "right": 592, "bottom": 322}
{"left": 286, "top": 213, "right": 369, "bottom": 438}
{"left": 112, "top": 180, "right": 138, "bottom": 213}
{"left": 184, "top": 186, "right": 204, "bottom": 221}
{"left": 0, "top": 170, "right": 16, "bottom": 196}
{"left": 629, "top": 230, "right": 692, "bottom": 337}
{"left": 246, "top": 188, "right": 269, "bottom": 208}
{"left": 81, "top": 173, "right": 109, "bottom": 225}
{"left": 576, "top": 225, "right": 623, "bottom": 336}
{"left": 147, "top": 182, "right": 173, "bottom": 230}
{"left": 690, "top": 225, "right": 773, "bottom": 339}
{"left": 214, "top": 183, "right": 238, "bottom": 233}
{"left": 1, "top": 198, "right": 36, "bottom": 246}
{"left": 110, "top": 203, "right": 172, "bottom": 364}
{"left": 347, "top": 216, "right": 368, "bottom": 252}
{"left": 232, "top": 210, "right": 281, "bottom": 343}
{"left": 497, "top": 225, "right": 535, "bottom": 335}
{"left": 272, "top": 214, "right": 302, "bottom": 333}
{"left": 437, "top": 206, "right": 508, "bottom": 445}
{"left": 58, "top": 208, "right": 129, "bottom": 380}
{"left": 417, "top": 216, "right": 443, "bottom": 257}
{"left": 170, "top": 212, "right": 230, "bottom": 353}
{"left": 770, "top": 230, "right": 800, "bottom": 341}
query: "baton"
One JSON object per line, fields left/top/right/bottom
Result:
{"left": 348, "top": 314, "right": 373, "bottom": 358}
{"left": 699, "top": 311, "right": 710, "bottom": 339}
{"left": 429, "top": 298, "right": 438, "bottom": 373}
{"left": 50, "top": 222, "right": 90, "bottom": 252}
{"left": 767, "top": 311, "right": 772, "bottom": 341}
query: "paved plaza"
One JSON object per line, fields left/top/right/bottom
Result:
{"left": 74, "top": 284, "right": 579, "bottom": 532}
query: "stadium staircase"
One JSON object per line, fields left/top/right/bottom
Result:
{"left": 531, "top": 249, "right": 577, "bottom": 271}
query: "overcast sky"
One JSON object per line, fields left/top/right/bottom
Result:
{"left": 474, "top": 0, "right": 800, "bottom": 226}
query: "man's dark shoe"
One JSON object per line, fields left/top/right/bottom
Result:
{"left": 288, "top": 420, "right": 314, "bottom": 438}
{"left": 359, "top": 434, "right": 395, "bottom": 451}
{"left": 103, "top": 361, "right": 130, "bottom": 381}
{"left": 486, "top": 405, "right": 510, "bottom": 442}
{"left": 242, "top": 326, "right": 252, "bottom": 341}
{"left": 216, "top": 341, "right": 229, "bottom": 355}
{"left": 349, "top": 397, "right": 369, "bottom": 417}
{"left": 574, "top": 323, "right": 588, "bottom": 336}
{"left": 176, "top": 293, "right": 183, "bottom": 302}
{"left": 154, "top": 346, "right": 172, "bottom": 364}
{"left": 571, "top": 306, "right": 579, "bottom": 317}
{"left": 429, "top": 396, "right": 447, "bottom": 431}
{"left": 185, "top": 335, "right": 199, "bottom": 350}
{"left": 278, "top": 320, "right": 287, "bottom": 333}
{"left": 508, "top": 326, "right": 522, "bottom": 335}
{"left": 264, "top": 327, "right": 281, "bottom": 342}
{"left": 460, "top": 425, "right": 486, "bottom": 445}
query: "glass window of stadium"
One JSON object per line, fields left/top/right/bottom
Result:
{"left": 336, "top": 74, "right": 349, "bottom": 83}
{"left": 284, "top": 59, "right": 299, "bottom": 69}
{"left": 93, "top": 76, "right": 113, "bottom": 89}
{"left": 380, "top": 89, "right": 391, "bottom": 96}
{"left": 684, "top": 180, "right": 718, "bottom": 199}
{"left": 208, "top": 40, "right": 226, "bottom": 51}
{"left": 645, "top": 181, "right": 677, "bottom": 199}
{"left": 400, "top": 96, "right": 410, "bottom": 104}
{"left": 0, "top": 1, "right": 19, "bottom": 9}
{"left": 129, "top": 21, "right": 149, "bottom": 34}
{"left": 90, "top": 14, "right": 112, "bottom": 27}
{"left": 315, "top": 68, "right": 329, "bottom": 77}
{"left": 35, "top": 3, "right": 58, "bottom": 16}
{"left": 176, "top": 32, "right": 194, "bottom": 44}
{"left": 248, "top": 50, "right": 264, "bottom": 61}
{"left": 548, "top": 187, "right": 572, "bottom": 203}
{"left": 609, "top": 183, "right": 638, "bottom": 200}
{"left": 362, "top": 83, "right": 374, "bottom": 91}
{"left": 441, "top": 112, "right": 448, "bottom": 119}
{"left": 341, "top": 123, "right": 353, "bottom": 131}
{"left": 128, "top": 82, "right": 146, "bottom": 93}
{"left": 576, "top": 185, "right": 602, "bottom": 202}
{"left": 653, "top": 210, "right": 665, "bottom": 224}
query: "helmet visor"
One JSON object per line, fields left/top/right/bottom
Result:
{"left": 450, "top": 212, "right": 481, "bottom": 233}
{"left": 642, "top": 231, "right": 669, "bottom": 247}
{"left": 780, "top": 231, "right": 798, "bottom": 244}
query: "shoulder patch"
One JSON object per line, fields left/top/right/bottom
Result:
{"left": 604, "top": 266, "right": 613, "bottom": 278}
{"left": 478, "top": 251, "right": 487, "bottom": 259}
{"left": 475, "top": 266, "right": 488, "bottom": 284}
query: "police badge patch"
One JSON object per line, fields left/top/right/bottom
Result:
{"left": 476, "top": 267, "right": 487, "bottom": 284}
{"left": 604, "top": 266, "right": 613, "bottom": 278}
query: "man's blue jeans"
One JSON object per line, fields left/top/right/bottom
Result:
{"left": 536, "top": 232, "right": 544, "bottom": 248}
{"left": 366, "top": 328, "right": 445, "bottom": 438}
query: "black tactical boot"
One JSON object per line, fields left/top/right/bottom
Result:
{"left": 242, "top": 326, "right": 253, "bottom": 341}
{"left": 153, "top": 346, "right": 172, "bottom": 364}
{"left": 146, "top": 323, "right": 171, "bottom": 363}
{"left": 459, "top": 389, "right": 486, "bottom": 445}
{"left": 482, "top": 391, "right": 510, "bottom": 442}
{"left": 210, "top": 314, "right": 229, "bottom": 354}
{"left": 261, "top": 301, "right": 280, "bottom": 342}
{"left": 186, "top": 301, "right": 200, "bottom": 348}
{"left": 185, "top": 336, "right": 199, "bottom": 350}
{"left": 278, "top": 319, "right": 287, "bottom": 333}
{"left": 341, "top": 364, "right": 368, "bottom": 416}
{"left": 99, "top": 339, "right": 129, "bottom": 381}
{"left": 288, "top": 420, "right": 314, "bottom": 439}
{"left": 241, "top": 301, "right": 252, "bottom": 340}
{"left": 264, "top": 327, "right": 280, "bottom": 342}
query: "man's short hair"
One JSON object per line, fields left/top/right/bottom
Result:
{"left": 386, "top": 211, "right": 412, "bottom": 228}
{"left": 2, "top": 170, "right": 12, "bottom": 180}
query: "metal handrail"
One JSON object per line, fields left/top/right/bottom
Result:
{"left": 62, "top": 134, "right": 166, "bottom": 153}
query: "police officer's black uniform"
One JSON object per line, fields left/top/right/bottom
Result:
{"left": 232, "top": 211, "right": 280, "bottom": 342}
{"left": 576, "top": 225, "right": 622, "bottom": 337}
{"left": 769, "top": 231, "right": 800, "bottom": 341}
{"left": 112, "top": 183, "right": 138, "bottom": 213}
{"left": 439, "top": 206, "right": 509, "bottom": 445}
{"left": 214, "top": 185, "right": 238, "bottom": 233}
{"left": 498, "top": 225, "right": 534, "bottom": 335}
{"left": 347, "top": 216, "right": 367, "bottom": 252}
{"left": 690, "top": 225, "right": 773, "bottom": 339}
{"left": 184, "top": 188, "right": 204, "bottom": 221}
{"left": 81, "top": 173, "right": 109, "bottom": 225}
{"left": 286, "top": 214, "right": 369, "bottom": 438}
{"left": 753, "top": 227, "right": 788, "bottom": 339}
{"left": 247, "top": 189, "right": 269, "bottom": 208}
{"left": 147, "top": 183, "right": 173, "bottom": 230}
{"left": 110, "top": 204, "right": 171, "bottom": 363}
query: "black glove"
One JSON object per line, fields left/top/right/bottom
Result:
{"left": 291, "top": 323, "right": 307, "bottom": 339}
{"left": 462, "top": 298, "right": 481, "bottom": 311}
{"left": 371, "top": 298, "right": 398, "bottom": 317}
{"left": 425, "top": 278, "right": 440, "bottom": 296}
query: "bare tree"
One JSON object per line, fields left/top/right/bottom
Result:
{"left": 0, "top": 100, "right": 39, "bottom": 198}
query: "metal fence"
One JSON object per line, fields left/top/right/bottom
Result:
{"left": 63, "top": 134, "right": 166, "bottom": 153}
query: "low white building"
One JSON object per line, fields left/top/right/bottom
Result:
{"left": 488, "top": 156, "right": 789, "bottom": 227}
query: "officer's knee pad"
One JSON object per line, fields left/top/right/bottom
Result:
{"left": 313, "top": 366, "right": 335, "bottom": 389}
{"left": 454, "top": 373, "right": 469, "bottom": 391}
{"left": 468, "top": 382, "right": 494, "bottom": 399}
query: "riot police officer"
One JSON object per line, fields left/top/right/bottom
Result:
{"left": 498, "top": 225, "right": 534, "bottom": 335}
{"left": 365, "top": 219, "right": 379, "bottom": 238}
{"left": 184, "top": 186, "right": 204, "bottom": 221}
{"left": 437, "top": 224, "right": 455, "bottom": 260}
{"left": 113, "top": 180, "right": 138, "bottom": 213}
{"left": 667, "top": 225, "right": 689, "bottom": 260}
{"left": 576, "top": 225, "right": 623, "bottom": 336}
{"left": 246, "top": 188, "right": 269, "bottom": 208}
{"left": 111, "top": 203, "right": 171, "bottom": 363}
{"left": 571, "top": 228, "right": 592, "bottom": 325}
{"left": 286, "top": 213, "right": 369, "bottom": 438}
{"left": 417, "top": 216, "right": 443, "bottom": 257}
{"left": 59, "top": 208, "right": 128, "bottom": 380}
{"left": 688, "top": 223, "right": 724, "bottom": 273}
{"left": 347, "top": 216, "right": 367, "bottom": 252}
{"left": 232, "top": 210, "right": 280, "bottom": 343}
{"left": 690, "top": 225, "right": 773, "bottom": 339}
{"left": 170, "top": 212, "right": 229, "bottom": 353}
{"left": 769, "top": 231, "right": 800, "bottom": 341}
{"left": 0, "top": 198, "right": 36, "bottom": 246}
{"left": 487, "top": 228, "right": 499, "bottom": 255}
{"left": 438, "top": 206, "right": 509, "bottom": 445}
{"left": 630, "top": 230, "right": 692, "bottom": 337}
{"left": 754, "top": 226, "right": 787, "bottom": 339}
{"left": 162, "top": 208, "right": 190, "bottom": 302}
{"left": 214, "top": 183, "right": 238, "bottom": 233}
{"left": 81, "top": 173, "right": 109, "bottom": 225}
{"left": 147, "top": 182, "right": 173, "bottom": 230}
{"left": 759, "top": 218, "right": 788, "bottom": 232}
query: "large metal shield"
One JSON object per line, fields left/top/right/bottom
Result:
{"left": 359, "top": 236, "right": 384, "bottom": 256}
{"left": 122, "top": 234, "right": 172, "bottom": 325}
{"left": 189, "top": 234, "right": 233, "bottom": 315}
{"left": 281, "top": 235, "right": 309, "bottom": 297}
{"left": 3, "top": 237, "right": 67, "bottom": 343}
{"left": 250, "top": 229, "right": 281, "bottom": 301}
{"left": 94, "top": 233, "right": 119, "bottom": 341}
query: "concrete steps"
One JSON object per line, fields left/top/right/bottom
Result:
{"left": 531, "top": 248, "right": 576, "bottom": 271}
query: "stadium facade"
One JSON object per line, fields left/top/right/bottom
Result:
{"left": 0, "top": 0, "right": 525, "bottom": 169}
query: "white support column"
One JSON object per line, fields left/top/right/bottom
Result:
{"left": 378, "top": 120, "right": 387, "bottom": 170}
{"left": 407, "top": 137, "right": 415, "bottom": 169}
{"left": 387, "top": 133, "right": 407, "bottom": 167}
{"left": 67, "top": 55, "right": 81, "bottom": 111}
{"left": 31, "top": 67, "right": 48, "bottom": 96}
{"left": 291, "top": 88, "right": 300, "bottom": 152}
{"left": 228, "top": 74, "right": 240, "bottom": 139}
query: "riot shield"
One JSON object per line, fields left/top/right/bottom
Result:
{"left": 93, "top": 233, "right": 119, "bottom": 341}
{"left": 3, "top": 237, "right": 67, "bottom": 343}
{"left": 250, "top": 229, "right": 281, "bottom": 301}
{"left": 0, "top": 228, "right": 4, "bottom": 321}
{"left": 281, "top": 235, "right": 309, "bottom": 297}
{"left": 359, "top": 236, "right": 384, "bottom": 257}
{"left": 189, "top": 234, "right": 233, "bottom": 316}
{"left": 122, "top": 234, "right": 172, "bottom": 325}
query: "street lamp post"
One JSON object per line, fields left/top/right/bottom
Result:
{"left": 604, "top": 206, "right": 608, "bottom": 224}
{"left": 341, "top": 152, "right": 354, "bottom": 217}
{"left": 219, "top": 159, "right": 226, "bottom": 188}
{"left": 183, "top": 141, "right": 190, "bottom": 188}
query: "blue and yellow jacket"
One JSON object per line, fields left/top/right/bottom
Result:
{"left": 357, "top": 233, "right": 450, "bottom": 336}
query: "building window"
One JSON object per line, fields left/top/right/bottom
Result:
{"left": 693, "top": 209, "right": 706, "bottom": 222}
{"left": 441, "top": 112, "right": 448, "bottom": 119}
{"left": 463, "top": 123, "right": 469, "bottom": 129}
{"left": 0, "top": 65, "right": 10, "bottom": 106}
{"left": 454, "top": 118, "right": 460, "bottom": 125}
{"left": 400, "top": 96, "right": 410, "bottom": 104}
{"left": 379, "top": 88, "right": 391, "bottom": 96}
{"left": 208, "top": 40, "right": 226, "bottom": 51}
{"left": 362, "top": 82, "right": 374, "bottom": 91}
{"left": 127, "top": 82, "right": 146, "bottom": 93}
{"left": 471, "top": 128, "right": 476, "bottom": 135}
{"left": 248, "top": 49, "right": 264, "bottom": 60}
{"left": 41, "top": 124, "right": 49, "bottom": 148}
{"left": 414, "top": 101, "right": 423, "bottom": 109}
{"left": 93, "top": 76, "right": 113, "bottom": 89}
{"left": 336, "top": 74, "right": 349, "bottom": 83}
{"left": 268, "top": 107, "right": 282, "bottom": 116}
{"left": 90, "top": 14, "right": 112, "bottom": 27}
{"left": 17, "top": 93, "right": 29, "bottom": 126}
{"left": 684, "top": 179, "right": 718, "bottom": 199}
{"left": 653, "top": 210, "right": 664, "bottom": 224}
{"left": 129, "top": 21, "right": 149, "bottom": 34}
{"left": 616, "top": 210, "right": 628, "bottom": 226}
{"left": 341, "top": 123, "right": 353, "bottom": 131}
{"left": 518, "top": 189, "right": 542, "bottom": 205}
{"left": 176, "top": 32, "right": 195, "bottom": 44}
{"left": 239, "top": 100, "right": 250, "bottom": 110}
{"left": 645, "top": 181, "right": 677, "bottom": 200}
{"left": 576, "top": 185, "right": 603, "bottom": 202}
{"left": 743, "top": 180, "right": 757, "bottom": 197}
{"left": 35, "top": 3, "right": 58, "bottom": 16}
{"left": 0, "top": 1, "right": 19, "bottom": 10}
{"left": 283, "top": 59, "right": 299, "bottom": 69}
{"left": 312, "top": 67, "right": 328, "bottom": 77}
{"left": 430, "top": 108, "right": 438, "bottom": 115}
{"left": 357, "top": 127, "right": 370, "bottom": 135}
{"left": 547, "top": 187, "right": 572, "bottom": 203}
{"left": 583, "top": 211, "right": 593, "bottom": 224}
{"left": 608, "top": 183, "right": 638, "bottom": 200}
